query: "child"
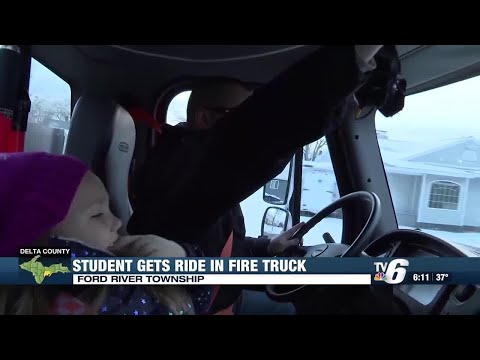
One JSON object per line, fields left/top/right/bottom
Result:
{"left": 0, "top": 151, "right": 211, "bottom": 315}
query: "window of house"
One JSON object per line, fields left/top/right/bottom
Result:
{"left": 270, "top": 179, "right": 280, "bottom": 190}
{"left": 428, "top": 181, "right": 460, "bottom": 210}
{"left": 25, "top": 59, "right": 71, "bottom": 154}
{"left": 376, "top": 74, "right": 480, "bottom": 246}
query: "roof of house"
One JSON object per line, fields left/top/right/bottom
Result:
{"left": 306, "top": 135, "right": 480, "bottom": 179}
{"left": 381, "top": 136, "right": 480, "bottom": 178}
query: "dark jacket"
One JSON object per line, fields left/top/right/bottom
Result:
{"left": 132, "top": 124, "right": 281, "bottom": 256}
{"left": 128, "top": 45, "right": 367, "bottom": 239}
{"left": 127, "top": 46, "right": 369, "bottom": 312}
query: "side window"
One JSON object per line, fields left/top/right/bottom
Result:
{"left": 301, "top": 137, "right": 342, "bottom": 245}
{"left": 166, "top": 91, "right": 191, "bottom": 126}
{"left": 26, "top": 59, "right": 71, "bottom": 154}
{"left": 376, "top": 75, "right": 480, "bottom": 246}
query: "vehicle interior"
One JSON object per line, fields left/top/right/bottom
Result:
{"left": 7, "top": 44, "right": 480, "bottom": 315}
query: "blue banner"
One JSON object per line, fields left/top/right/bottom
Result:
{"left": 4, "top": 255, "right": 480, "bottom": 285}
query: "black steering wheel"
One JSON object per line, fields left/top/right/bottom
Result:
{"left": 266, "top": 191, "right": 381, "bottom": 300}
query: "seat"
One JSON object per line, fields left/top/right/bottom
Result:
{"left": 65, "top": 96, "right": 136, "bottom": 233}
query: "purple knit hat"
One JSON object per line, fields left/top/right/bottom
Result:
{"left": 0, "top": 152, "right": 89, "bottom": 256}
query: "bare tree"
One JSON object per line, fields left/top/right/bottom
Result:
{"left": 28, "top": 96, "right": 47, "bottom": 124}
{"left": 303, "top": 138, "right": 326, "bottom": 161}
{"left": 27, "top": 96, "right": 70, "bottom": 125}
{"left": 52, "top": 100, "right": 71, "bottom": 123}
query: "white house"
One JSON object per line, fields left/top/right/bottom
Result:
{"left": 301, "top": 133, "right": 480, "bottom": 231}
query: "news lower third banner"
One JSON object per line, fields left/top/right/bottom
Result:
{"left": 2, "top": 250, "right": 480, "bottom": 286}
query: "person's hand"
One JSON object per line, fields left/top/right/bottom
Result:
{"left": 267, "top": 222, "right": 305, "bottom": 256}
{"left": 355, "top": 45, "right": 384, "bottom": 63}
{"left": 109, "top": 235, "right": 187, "bottom": 257}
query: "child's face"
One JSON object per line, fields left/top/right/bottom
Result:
{"left": 52, "top": 171, "right": 122, "bottom": 250}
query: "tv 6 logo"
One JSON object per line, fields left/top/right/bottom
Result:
{"left": 373, "top": 259, "right": 409, "bottom": 284}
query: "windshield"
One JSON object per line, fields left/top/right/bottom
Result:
{"left": 376, "top": 75, "right": 480, "bottom": 249}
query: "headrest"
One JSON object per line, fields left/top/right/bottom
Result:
{"left": 65, "top": 96, "right": 136, "bottom": 233}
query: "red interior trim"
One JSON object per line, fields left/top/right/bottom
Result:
{"left": 128, "top": 107, "right": 162, "bottom": 133}
{"left": 209, "top": 231, "right": 234, "bottom": 315}
{"left": 0, "top": 114, "right": 12, "bottom": 152}
{"left": 7, "top": 130, "right": 25, "bottom": 152}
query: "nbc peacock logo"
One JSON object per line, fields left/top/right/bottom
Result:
{"left": 374, "top": 272, "right": 387, "bottom": 282}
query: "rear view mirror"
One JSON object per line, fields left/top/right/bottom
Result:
{"left": 263, "top": 162, "right": 292, "bottom": 205}
{"left": 261, "top": 207, "right": 291, "bottom": 238}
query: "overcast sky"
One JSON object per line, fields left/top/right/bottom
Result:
{"left": 376, "top": 75, "right": 480, "bottom": 142}
{"left": 166, "top": 76, "right": 480, "bottom": 143}
{"left": 29, "top": 59, "right": 71, "bottom": 103}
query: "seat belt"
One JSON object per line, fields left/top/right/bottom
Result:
{"left": 210, "top": 231, "right": 234, "bottom": 315}
{"left": 127, "top": 106, "right": 162, "bottom": 133}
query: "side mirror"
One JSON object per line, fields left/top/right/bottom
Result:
{"left": 261, "top": 207, "right": 291, "bottom": 238}
{"left": 263, "top": 161, "right": 293, "bottom": 205}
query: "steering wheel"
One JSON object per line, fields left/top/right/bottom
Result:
{"left": 266, "top": 191, "right": 381, "bottom": 301}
